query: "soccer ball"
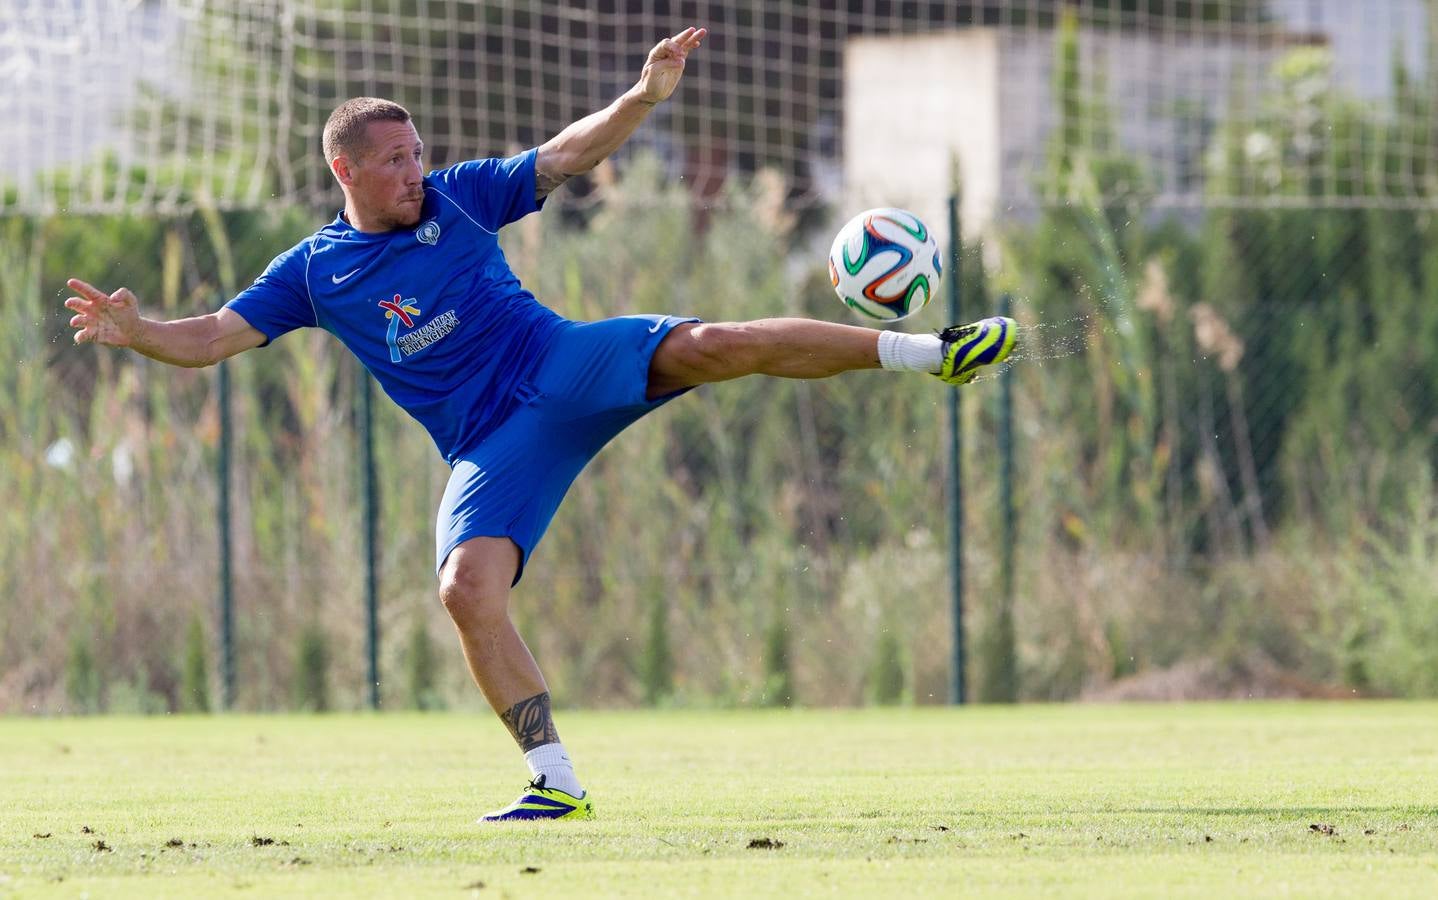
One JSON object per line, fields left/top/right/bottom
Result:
{"left": 828, "top": 208, "right": 941, "bottom": 320}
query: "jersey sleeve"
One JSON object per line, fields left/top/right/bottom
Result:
{"left": 223, "top": 242, "right": 317, "bottom": 345}
{"left": 429, "top": 148, "right": 545, "bottom": 231}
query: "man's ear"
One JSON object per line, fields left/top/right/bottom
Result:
{"left": 331, "top": 155, "right": 355, "bottom": 186}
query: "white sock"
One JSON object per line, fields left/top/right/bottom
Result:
{"left": 877, "top": 330, "right": 945, "bottom": 373}
{"left": 524, "top": 742, "right": 582, "bottom": 797}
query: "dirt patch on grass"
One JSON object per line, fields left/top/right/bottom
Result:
{"left": 1081, "top": 653, "right": 1355, "bottom": 701}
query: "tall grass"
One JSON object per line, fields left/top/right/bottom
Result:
{"left": 2, "top": 149, "right": 1435, "bottom": 711}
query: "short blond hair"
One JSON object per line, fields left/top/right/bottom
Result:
{"left": 322, "top": 97, "right": 412, "bottom": 164}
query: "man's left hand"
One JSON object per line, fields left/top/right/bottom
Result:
{"left": 634, "top": 26, "right": 706, "bottom": 105}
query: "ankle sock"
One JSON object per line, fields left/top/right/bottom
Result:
{"left": 524, "top": 742, "right": 582, "bottom": 797}
{"left": 877, "top": 329, "right": 944, "bottom": 373}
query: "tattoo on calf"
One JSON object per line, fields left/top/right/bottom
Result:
{"left": 500, "top": 691, "right": 560, "bottom": 751}
{"left": 535, "top": 168, "right": 569, "bottom": 200}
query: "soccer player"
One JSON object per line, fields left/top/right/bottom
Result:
{"left": 65, "top": 26, "right": 1015, "bottom": 821}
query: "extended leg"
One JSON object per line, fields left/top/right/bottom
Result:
{"left": 646, "top": 318, "right": 881, "bottom": 398}
{"left": 647, "top": 315, "right": 1017, "bottom": 399}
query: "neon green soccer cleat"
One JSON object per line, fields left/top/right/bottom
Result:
{"left": 935, "top": 316, "right": 1018, "bottom": 385}
{"left": 478, "top": 776, "right": 595, "bottom": 822}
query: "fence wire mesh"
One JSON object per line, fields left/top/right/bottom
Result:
{"left": 0, "top": 1, "right": 1434, "bottom": 711}
{"left": 4, "top": 1, "right": 1434, "bottom": 215}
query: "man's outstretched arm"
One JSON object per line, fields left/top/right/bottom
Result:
{"left": 65, "top": 278, "right": 266, "bottom": 368}
{"left": 533, "top": 25, "right": 706, "bottom": 199}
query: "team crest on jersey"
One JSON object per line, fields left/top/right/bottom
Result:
{"left": 377, "top": 293, "right": 459, "bottom": 363}
{"left": 416, "top": 219, "right": 441, "bottom": 245}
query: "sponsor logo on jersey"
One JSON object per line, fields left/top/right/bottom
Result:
{"left": 377, "top": 293, "right": 459, "bottom": 363}
{"left": 416, "top": 219, "right": 441, "bottom": 245}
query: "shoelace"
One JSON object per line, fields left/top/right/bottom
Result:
{"left": 937, "top": 324, "right": 978, "bottom": 342}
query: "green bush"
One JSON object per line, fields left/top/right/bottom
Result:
{"left": 293, "top": 624, "right": 331, "bottom": 712}
{"left": 65, "top": 634, "right": 101, "bottom": 715}
{"left": 180, "top": 615, "right": 211, "bottom": 713}
{"left": 640, "top": 593, "right": 673, "bottom": 707}
{"left": 867, "top": 626, "right": 905, "bottom": 706}
{"left": 404, "top": 617, "right": 443, "bottom": 711}
{"left": 761, "top": 612, "right": 793, "bottom": 708}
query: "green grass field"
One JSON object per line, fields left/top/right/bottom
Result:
{"left": 2, "top": 703, "right": 1436, "bottom": 898}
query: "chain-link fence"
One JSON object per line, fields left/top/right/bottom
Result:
{"left": 1, "top": 1, "right": 1434, "bottom": 712}
{"left": 6, "top": 1, "right": 1433, "bottom": 215}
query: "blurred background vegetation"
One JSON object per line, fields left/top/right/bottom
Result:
{"left": 0, "top": 5, "right": 1434, "bottom": 713}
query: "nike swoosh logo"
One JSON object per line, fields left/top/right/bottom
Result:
{"left": 331, "top": 268, "right": 361, "bottom": 284}
{"left": 648, "top": 319, "right": 664, "bottom": 333}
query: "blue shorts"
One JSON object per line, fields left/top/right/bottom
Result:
{"left": 435, "top": 314, "right": 698, "bottom": 583}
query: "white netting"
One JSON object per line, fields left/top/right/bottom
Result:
{"left": 2, "top": 0, "right": 1433, "bottom": 216}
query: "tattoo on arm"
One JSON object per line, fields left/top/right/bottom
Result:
{"left": 499, "top": 691, "right": 561, "bottom": 751}
{"left": 536, "top": 167, "right": 569, "bottom": 201}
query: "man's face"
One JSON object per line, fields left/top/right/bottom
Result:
{"left": 338, "top": 119, "right": 426, "bottom": 230}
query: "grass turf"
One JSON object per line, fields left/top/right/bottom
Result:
{"left": 1, "top": 703, "right": 1436, "bottom": 898}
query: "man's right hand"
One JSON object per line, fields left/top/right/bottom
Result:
{"left": 65, "top": 278, "right": 142, "bottom": 347}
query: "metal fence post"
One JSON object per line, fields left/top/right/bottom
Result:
{"left": 217, "top": 358, "right": 235, "bottom": 711}
{"left": 360, "top": 367, "right": 380, "bottom": 710}
{"left": 946, "top": 193, "right": 966, "bottom": 706}
{"left": 995, "top": 291, "right": 1017, "bottom": 701}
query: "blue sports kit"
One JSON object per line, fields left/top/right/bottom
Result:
{"left": 225, "top": 149, "right": 696, "bottom": 581}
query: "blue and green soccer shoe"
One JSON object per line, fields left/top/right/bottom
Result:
{"left": 936, "top": 316, "right": 1018, "bottom": 385}
{"left": 478, "top": 776, "right": 594, "bottom": 822}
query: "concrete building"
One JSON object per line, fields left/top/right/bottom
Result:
{"left": 842, "top": 0, "right": 1431, "bottom": 240}
{"left": 842, "top": 24, "right": 1316, "bottom": 239}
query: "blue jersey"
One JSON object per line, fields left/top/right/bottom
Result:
{"left": 225, "top": 148, "right": 564, "bottom": 462}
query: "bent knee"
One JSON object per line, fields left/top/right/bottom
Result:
{"left": 438, "top": 560, "right": 511, "bottom": 626}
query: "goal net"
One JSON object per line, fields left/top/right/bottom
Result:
{"left": 3, "top": 0, "right": 1433, "bottom": 217}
